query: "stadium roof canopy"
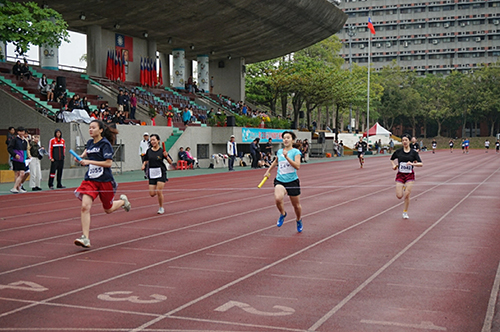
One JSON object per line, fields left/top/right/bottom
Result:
{"left": 20, "top": 0, "right": 347, "bottom": 63}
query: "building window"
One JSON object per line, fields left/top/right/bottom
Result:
{"left": 472, "top": 20, "right": 484, "bottom": 25}
{"left": 429, "top": 54, "right": 441, "bottom": 59}
{"left": 429, "top": 22, "right": 442, "bottom": 28}
{"left": 458, "top": 4, "right": 470, "bottom": 9}
{"left": 400, "top": 8, "right": 411, "bottom": 14}
{"left": 458, "top": 37, "right": 471, "bottom": 42}
{"left": 347, "top": 12, "right": 356, "bottom": 18}
{"left": 413, "top": 7, "right": 425, "bottom": 13}
{"left": 442, "top": 37, "right": 453, "bottom": 43}
{"left": 489, "top": 2, "right": 500, "bottom": 7}
{"left": 458, "top": 53, "right": 471, "bottom": 58}
{"left": 373, "top": 10, "right": 384, "bottom": 16}
{"left": 414, "top": 39, "right": 423, "bottom": 45}
{"left": 443, "top": 54, "right": 454, "bottom": 59}
{"left": 442, "top": 5, "right": 454, "bottom": 11}
{"left": 429, "top": 6, "right": 441, "bottom": 12}
{"left": 490, "top": 35, "right": 500, "bottom": 40}
{"left": 472, "top": 3, "right": 485, "bottom": 9}
{"left": 400, "top": 56, "right": 412, "bottom": 61}
{"left": 197, "top": 144, "right": 210, "bottom": 159}
{"left": 490, "top": 51, "right": 500, "bottom": 56}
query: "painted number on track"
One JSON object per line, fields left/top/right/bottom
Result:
{"left": 97, "top": 291, "right": 167, "bottom": 304}
{"left": 214, "top": 300, "right": 295, "bottom": 316}
{"left": 0, "top": 281, "right": 48, "bottom": 292}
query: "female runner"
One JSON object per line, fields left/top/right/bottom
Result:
{"left": 74, "top": 120, "right": 131, "bottom": 248}
{"left": 262, "top": 131, "right": 303, "bottom": 232}
{"left": 141, "top": 134, "right": 172, "bottom": 214}
{"left": 390, "top": 133, "right": 423, "bottom": 219}
{"left": 449, "top": 139, "right": 454, "bottom": 153}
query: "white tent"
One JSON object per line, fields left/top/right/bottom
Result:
{"left": 363, "top": 122, "right": 391, "bottom": 137}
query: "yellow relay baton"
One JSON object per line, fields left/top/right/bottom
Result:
{"left": 257, "top": 175, "right": 270, "bottom": 188}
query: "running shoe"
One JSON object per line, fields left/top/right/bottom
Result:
{"left": 19, "top": 187, "right": 27, "bottom": 193}
{"left": 402, "top": 212, "right": 409, "bottom": 219}
{"left": 296, "top": 220, "right": 303, "bottom": 233}
{"left": 277, "top": 212, "right": 287, "bottom": 227}
{"left": 10, "top": 188, "right": 19, "bottom": 194}
{"left": 157, "top": 207, "right": 165, "bottom": 214}
{"left": 74, "top": 234, "right": 91, "bottom": 248}
{"left": 121, "top": 194, "right": 131, "bottom": 212}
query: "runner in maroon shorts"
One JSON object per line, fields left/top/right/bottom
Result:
{"left": 390, "top": 133, "right": 423, "bottom": 219}
{"left": 73, "top": 120, "right": 131, "bottom": 248}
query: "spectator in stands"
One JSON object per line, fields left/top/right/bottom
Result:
{"left": 44, "top": 82, "right": 55, "bottom": 102}
{"left": 8, "top": 127, "right": 28, "bottom": 193}
{"left": 5, "top": 126, "right": 15, "bottom": 170}
{"left": 187, "top": 76, "right": 193, "bottom": 93}
{"left": 12, "top": 60, "right": 23, "bottom": 80}
{"left": 99, "top": 102, "right": 108, "bottom": 113}
{"left": 91, "top": 109, "right": 101, "bottom": 120}
{"left": 20, "top": 60, "right": 33, "bottom": 80}
{"left": 182, "top": 107, "right": 191, "bottom": 125}
{"left": 250, "top": 138, "right": 261, "bottom": 169}
{"left": 123, "top": 91, "right": 130, "bottom": 119}
{"left": 193, "top": 81, "right": 199, "bottom": 93}
{"left": 259, "top": 152, "right": 272, "bottom": 168}
{"left": 81, "top": 96, "right": 90, "bottom": 114}
{"left": 116, "top": 90, "right": 125, "bottom": 113}
{"left": 302, "top": 139, "right": 309, "bottom": 162}
{"left": 210, "top": 76, "right": 214, "bottom": 94}
{"left": 68, "top": 95, "right": 80, "bottom": 111}
{"left": 29, "top": 134, "right": 43, "bottom": 191}
{"left": 185, "top": 147, "right": 198, "bottom": 167}
{"left": 102, "top": 110, "right": 114, "bottom": 124}
{"left": 130, "top": 92, "right": 137, "bottom": 120}
{"left": 114, "top": 110, "right": 125, "bottom": 124}
{"left": 48, "top": 129, "right": 65, "bottom": 189}
{"left": 241, "top": 104, "right": 248, "bottom": 116}
{"left": 38, "top": 74, "right": 48, "bottom": 92}
{"left": 265, "top": 138, "right": 273, "bottom": 156}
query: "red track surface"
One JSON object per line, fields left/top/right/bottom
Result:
{"left": 0, "top": 150, "right": 499, "bottom": 332}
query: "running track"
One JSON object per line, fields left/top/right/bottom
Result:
{"left": 0, "top": 150, "right": 499, "bottom": 332}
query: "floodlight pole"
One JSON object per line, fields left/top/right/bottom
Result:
{"left": 348, "top": 25, "right": 356, "bottom": 133}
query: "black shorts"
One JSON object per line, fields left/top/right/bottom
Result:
{"left": 274, "top": 178, "right": 301, "bottom": 197}
{"left": 12, "top": 161, "right": 25, "bottom": 171}
{"left": 358, "top": 152, "right": 364, "bottom": 158}
{"left": 148, "top": 174, "right": 167, "bottom": 185}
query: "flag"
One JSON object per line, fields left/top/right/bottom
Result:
{"left": 368, "top": 18, "right": 376, "bottom": 35}
{"left": 121, "top": 52, "right": 126, "bottom": 82}
{"left": 158, "top": 60, "right": 163, "bottom": 86}
{"left": 114, "top": 51, "right": 119, "bottom": 81}
{"left": 115, "top": 33, "right": 133, "bottom": 62}
{"left": 140, "top": 57, "right": 144, "bottom": 86}
{"left": 152, "top": 60, "right": 158, "bottom": 86}
{"left": 105, "top": 50, "right": 111, "bottom": 80}
{"left": 148, "top": 58, "right": 152, "bottom": 86}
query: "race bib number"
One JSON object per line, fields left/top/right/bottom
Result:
{"left": 149, "top": 167, "right": 162, "bottom": 179}
{"left": 279, "top": 160, "right": 294, "bottom": 175}
{"left": 88, "top": 164, "right": 104, "bottom": 179}
{"left": 398, "top": 162, "right": 413, "bottom": 174}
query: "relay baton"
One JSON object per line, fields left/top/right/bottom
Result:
{"left": 69, "top": 149, "right": 82, "bottom": 161}
{"left": 162, "top": 142, "right": 166, "bottom": 151}
{"left": 257, "top": 175, "right": 269, "bottom": 188}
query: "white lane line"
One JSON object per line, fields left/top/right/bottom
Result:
{"left": 481, "top": 260, "right": 500, "bottom": 332}
{"left": 188, "top": 229, "right": 238, "bottom": 235}
{"left": 360, "top": 319, "right": 447, "bottom": 331}
{"left": 0, "top": 253, "right": 46, "bottom": 258}
{"left": 401, "top": 267, "right": 480, "bottom": 275}
{"left": 308, "top": 165, "right": 499, "bottom": 331}
{"left": 121, "top": 247, "right": 176, "bottom": 253}
{"left": 76, "top": 259, "right": 136, "bottom": 266}
{"left": 386, "top": 283, "right": 470, "bottom": 293}
{"left": 300, "top": 259, "right": 368, "bottom": 267}
{"left": 119, "top": 226, "right": 164, "bottom": 230}
{"left": 168, "top": 266, "right": 235, "bottom": 273}
{"left": 36, "top": 275, "right": 70, "bottom": 280}
{"left": 271, "top": 274, "right": 347, "bottom": 283}
{"left": 206, "top": 253, "right": 270, "bottom": 260}
{"left": 256, "top": 295, "right": 299, "bottom": 301}
{"left": 138, "top": 284, "right": 175, "bottom": 290}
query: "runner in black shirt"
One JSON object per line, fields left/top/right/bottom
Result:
{"left": 355, "top": 136, "right": 368, "bottom": 168}
{"left": 410, "top": 137, "right": 420, "bottom": 152}
{"left": 142, "top": 134, "right": 172, "bottom": 214}
{"left": 390, "top": 134, "right": 423, "bottom": 219}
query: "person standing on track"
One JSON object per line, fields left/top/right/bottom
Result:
{"left": 431, "top": 139, "right": 437, "bottom": 154}
{"left": 7, "top": 127, "right": 28, "bottom": 193}
{"left": 485, "top": 139, "right": 490, "bottom": 153}
{"left": 48, "top": 129, "right": 65, "bottom": 189}
{"left": 390, "top": 133, "right": 423, "bottom": 219}
{"left": 73, "top": 120, "right": 131, "bottom": 248}
{"left": 142, "top": 134, "right": 172, "bottom": 214}
{"left": 496, "top": 140, "right": 500, "bottom": 154}
{"left": 262, "top": 131, "right": 303, "bottom": 233}
{"left": 410, "top": 137, "right": 420, "bottom": 152}
{"left": 449, "top": 139, "right": 454, "bottom": 153}
{"left": 355, "top": 136, "right": 367, "bottom": 168}
{"left": 139, "top": 132, "right": 150, "bottom": 179}
{"left": 464, "top": 137, "right": 470, "bottom": 154}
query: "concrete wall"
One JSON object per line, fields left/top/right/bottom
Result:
{"left": 209, "top": 57, "right": 245, "bottom": 102}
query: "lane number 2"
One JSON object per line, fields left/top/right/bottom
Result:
{"left": 214, "top": 300, "right": 295, "bottom": 316}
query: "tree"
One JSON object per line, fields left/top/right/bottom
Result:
{"left": 0, "top": 1, "right": 69, "bottom": 56}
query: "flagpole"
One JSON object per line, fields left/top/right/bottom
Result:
{"left": 366, "top": 16, "right": 371, "bottom": 149}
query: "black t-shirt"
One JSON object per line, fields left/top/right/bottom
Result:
{"left": 84, "top": 138, "right": 114, "bottom": 182}
{"left": 144, "top": 147, "right": 168, "bottom": 177}
{"left": 410, "top": 143, "right": 420, "bottom": 151}
{"left": 391, "top": 148, "right": 422, "bottom": 174}
{"left": 355, "top": 141, "right": 367, "bottom": 152}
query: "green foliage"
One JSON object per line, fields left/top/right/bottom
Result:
{"left": 0, "top": 1, "right": 69, "bottom": 55}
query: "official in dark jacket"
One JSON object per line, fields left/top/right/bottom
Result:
{"left": 48, "top": 129, "right": 66, "bottom": 189}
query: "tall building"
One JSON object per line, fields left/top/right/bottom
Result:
{"left": 338, "top": 0, "right": 500, "bottom": 75}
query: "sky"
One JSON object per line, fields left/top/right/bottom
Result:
{"left": 6, "top": 30, "right": 87, "bottom": 69}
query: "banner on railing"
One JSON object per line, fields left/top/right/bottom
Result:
{"left": 242, "top": 128, "right": 284, "bottom": 143}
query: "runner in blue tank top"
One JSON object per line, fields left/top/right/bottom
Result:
{"left": 262, "top": 131, "right": 303, "bottom": 233}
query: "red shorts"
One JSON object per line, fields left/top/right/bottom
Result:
{"left": 395, "top": 172, "right": 415, "bottom": 184}
{"left": 75, "top": 180, "right": 117, "bottom": 210}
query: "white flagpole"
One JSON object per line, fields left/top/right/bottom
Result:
{"left": 366, "top": 17, "right": 371, "bottom": 149}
